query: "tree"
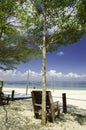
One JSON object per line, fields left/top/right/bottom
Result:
{"left": 0, "top": 0, "right": 86, "bottom": 125}
{"left": 0, "top": 0, "right": 39, "bottom": 70}
{"left": 18, "top": 0, "right": 86, "bottom": 125}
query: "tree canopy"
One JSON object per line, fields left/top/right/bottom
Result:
{"left": 0, "top": 0, "right": 39, "bottom": 70}
{"left": 0, "top": 0, "right": 86, "bottom": 70}
{"left": 17, "top": 0, "right": 86, "bottom": 49}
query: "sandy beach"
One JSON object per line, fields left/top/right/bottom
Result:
{"left": 1, "top": 88, "right": 86, "bottom": 130}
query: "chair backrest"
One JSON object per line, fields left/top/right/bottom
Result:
{"left": 0, "top": 80, "right": 4, "bottom": 94}
{"left": 0, "top": 87, "right": 2, "bottom": 93}
{"left": 31, "top": 90, "right": 53, "bottom": 106}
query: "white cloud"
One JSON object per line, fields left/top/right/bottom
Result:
{"left": 65, "top": 72, "right": 80, "bottom": 78}
{"left": 0, "top": 69, "right": 86, "bottom": 82}
{"left": 0, "top": 69, "right": 42, "bottom": 82}
{"left": 47, "top": 70, "right": 57, "bottom": 77}
{"left": 47, "top": 70, "right": 86, "bottom": 81}
{"left": 57, "top": 51, "right": 64, "bottom": 56}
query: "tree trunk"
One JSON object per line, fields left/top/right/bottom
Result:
{"left": 41, "top": 43, "right": 46, "bottom": 125}
{"left": 41, "top": 6, "right": 47, "bottom": 125}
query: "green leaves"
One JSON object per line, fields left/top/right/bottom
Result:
{"left": 0, "top": 0, "right": 86, "bottom": 70}
{"left": 17, "top": 0, "right": 86, "bottom": 53}
{"left": 76, "top": 0, "right": 86, "bottom": 31}
{"left": 0, "top": 0, "right": 40, "bottom": 70}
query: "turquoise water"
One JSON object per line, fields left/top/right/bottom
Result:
{"left": 4, "top": 81, "right": 86, "bottom": 90}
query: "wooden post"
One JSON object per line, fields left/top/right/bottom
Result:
{"left": 62, "top": 93, "right": 67, "bottom": 113}
{"left": 11, "top": 90, "right": 15, "bottom": 100}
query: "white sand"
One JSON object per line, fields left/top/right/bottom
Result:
{"left": 51, "top": 89, "right": 86, "bottom": 109}
{"left": 1, "top": 87, "right": 86, "bottom": 130}
{"left": 3, "top": 87, "right": 86, "bottom": 109}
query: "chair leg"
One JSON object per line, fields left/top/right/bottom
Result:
{"left": 57, "top": 109, "right": 60, "bottom": 118}
{"left": 7, "top": 95, "right": 10, "bottom": 105}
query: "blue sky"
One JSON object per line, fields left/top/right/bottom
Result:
{"left": 16, "top": 35, "right": 86, "bottom": 74}
{"left": 0, "top": 35, "right": 86, "bottom": 82}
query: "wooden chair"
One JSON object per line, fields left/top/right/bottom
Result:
{"left": 0, "top": 87, "right": 9, "bottom": 105}
{"left": 31, "top": 90, "right": 60, "bottom": 122}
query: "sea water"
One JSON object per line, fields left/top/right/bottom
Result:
{"left": 4, "top": 81, "right": 86, "bottom": 90}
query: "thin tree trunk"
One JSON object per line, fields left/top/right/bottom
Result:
{"left": 41, "top": 5, "right": 47, "bottom": 125}
{"left": 41, "top": 43, "right": 46, "bottom": 125}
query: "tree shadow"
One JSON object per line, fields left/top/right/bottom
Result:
{"left": 56, "top": 104, "right": 86, "bottom": 125}
{"left": 74, "top": 114, "right": 86, "bottom": 125}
